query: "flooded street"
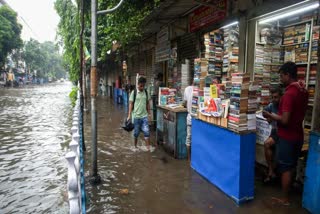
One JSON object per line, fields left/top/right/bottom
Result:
{"left": 0, "top": 83, "right": 71, "bottom": 213}
{"left": 0, "top": 84, "right": 307, "bottom": 214}
{"left": 84, "top": 96, "right": 306, "bottom": 214}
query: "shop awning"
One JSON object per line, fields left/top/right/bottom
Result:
{"left": 141, "top": 0, "right": 200, "bottom": 37}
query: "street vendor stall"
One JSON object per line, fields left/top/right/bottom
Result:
{"left": 156, "top": 87, "right": 188, "bottom": 159}
{"left": 191, "top": 118, "right": 256, "bottom": 204}
{"left": 156, "top": 105, "right": 188, "bottom": 159}
{"left": 188, "top": 20, "right": 258, "bottom": 204}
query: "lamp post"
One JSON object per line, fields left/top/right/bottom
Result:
{"left": 90, "top": 0, "right": 125, "bottom": 185}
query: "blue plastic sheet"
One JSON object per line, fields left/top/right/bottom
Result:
{"left": 191, "top": 119, "right": 256, "bottom": 204}
{"left": 303, "top": 132, "right": 320, "bottom": 214}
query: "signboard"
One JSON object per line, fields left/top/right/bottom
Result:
{"left": 210, "top": 84, "right": 218, "bottom": 98}
{"left": 256, "top": 118, "right": 272, "bottom": 145}
{"left": 189, "top": 0, "right": 227, "bottom": 32}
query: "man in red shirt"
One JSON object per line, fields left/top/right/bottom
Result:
{"left": 264, "top": 61, "right": 308, "bottom": 205}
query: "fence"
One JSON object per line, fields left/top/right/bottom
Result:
{"left": 66, "top": 90, "right": 86, "bottom": 214}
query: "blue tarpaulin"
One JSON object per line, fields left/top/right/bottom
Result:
{"left": 303, "top": 131, "right": 320, "bottom": 214}
{"left": 191, "top": 119, "right": 256, "bottom": 204}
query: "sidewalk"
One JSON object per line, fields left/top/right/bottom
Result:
{"left": 83, "top": 96, "right": 307, "bottom": 214}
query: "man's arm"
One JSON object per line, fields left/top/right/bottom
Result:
{"left": 128, "top": 91, "right": 134, "bottom": 121}
{"left": 127, "top": 101, "right": 133, "bottom": 121}
{"left": 264, "top": 111, "right": 290, "bottom": 126}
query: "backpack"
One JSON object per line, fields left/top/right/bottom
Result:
{"left": 133, "top": 89, "right": 148, "bottom": 110}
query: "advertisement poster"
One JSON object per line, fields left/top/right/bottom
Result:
{"left": 189, "top": 0, "right": 227, "bottom": 32}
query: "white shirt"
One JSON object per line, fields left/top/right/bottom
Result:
{"left": 183, "top": 86, "right": 193, "bottom": 125}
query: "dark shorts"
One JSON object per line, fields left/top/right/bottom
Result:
{"left": 276, "top": 137, "right": 303, "bottom": 173}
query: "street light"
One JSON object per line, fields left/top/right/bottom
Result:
{"left": 89, "top": 0, "right": 125, "bottom": 185}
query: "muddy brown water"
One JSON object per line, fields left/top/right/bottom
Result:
{"left": 84, "top": 96, "right": 307, "bottom": 214}
{"left": 0, "top": 83, "right": 71, "bottom": 213}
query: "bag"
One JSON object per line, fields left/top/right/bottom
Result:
{"left": 122, "top": 119, "right": 134, "bottom": 132}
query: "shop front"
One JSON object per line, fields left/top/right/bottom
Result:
{"left": 181, "top": 0, "right": 320, "bottom": 207}
{"left": 246, "top": 0, "right": 320, "bottom": 212}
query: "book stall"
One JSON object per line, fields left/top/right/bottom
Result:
{"left": 156, "top": 87, "right": 188, "bottom": 159}
{"left": 249, "top": 1, "right": 320, "bottom": 212}
{"left": 190, "top": 22, "right": 257, "bottom": 204}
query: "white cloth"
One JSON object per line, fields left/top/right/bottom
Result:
{"left": 183, "top": 86, "right": 193, "bottom": 125}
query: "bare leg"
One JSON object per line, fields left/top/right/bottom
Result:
{"left": 264, "top": 137, "right": 276, "bottom": 177}
{"left": 134, "top": 138, "right": 138, "bottom": 148}
{"left": 145, "top": 137, "right": 150, "bottom": 150}
{"left": 281, "top": 171, "right": 291, "bottom": 202}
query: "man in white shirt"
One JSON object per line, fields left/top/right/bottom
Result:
{"left": 183, "top": 84, "right": 193, "bottom": 150}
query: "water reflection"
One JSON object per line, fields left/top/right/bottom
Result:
{"left": 0, "top": 83, "right": 72, "bottom": 213}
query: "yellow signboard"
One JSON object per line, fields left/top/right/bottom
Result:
{"left": 210, "top": 84, "right": 218, "bottom": 98}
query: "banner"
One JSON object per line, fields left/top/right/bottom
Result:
{"left": 189, "top": 0, "right": 227, "bottom": 32}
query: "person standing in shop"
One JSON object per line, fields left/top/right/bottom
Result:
{"left": 263, "top": 61, "right": 308, "bottom": 205}
{"left": 263, "top": 87, "right": 282, "bottom": 184}
{"left": 183, "top": 82, "right": 193, "bottom": 160}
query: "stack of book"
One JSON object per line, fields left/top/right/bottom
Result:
{"left": 283, "top": 26, "right": 295, "bottom": 45}
{"left": 295, "top": 44, "right": 309, "bottom": 63}
{"left": 311, "top": 26, "right": 319, "bottom": 63}
{"left": 255, "top": 44, "right": 264, "bottom": 83}
{"left": 222, "top": 79, "right": 232, "bottom": 99}
{"left": 247, "top": 82, "right": 259, "bottom": 130}
{"left": 283, "top": 23, "right": 310, "bottom": 45}
{"left": 228, "top": 73, "right": 250, "bottom": 132}
{"left": 284, "top": 46, "right": 295, "bottom": 62}
{"left": 260, "top": 85, "right": 270, "bottom": 106}
{"left": 297, "top": 67, "right": 307, "bottom": 84}
{"left": 308, "top": 65, "right": 317, "bottom": 106}
{"left": 181, "top": 59, "right": 190, "bottom": 94}
{"left": 204, "top": 30, "right": 224, "bottom": 78}
{"left": 223, "top": 28, "right": 230, "bottom": 79}
{"left": 222, "top": 26, "right": 239, "bottom": 81}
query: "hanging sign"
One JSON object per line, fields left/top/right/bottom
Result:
{"left": 189, "top": 0, "right": 227, "bottom": 32}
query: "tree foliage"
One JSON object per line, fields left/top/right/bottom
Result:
{"left": 97, "top": 0, "right": 159, "bottom": 59}
{"left": 24, "top": 39, "right": 66, "bottom": 79}
{"left": 54, "top": 0, "right": 159, "bottom": 81}
{"left": 55, "top": 0, "right": 85, "bottom": 82}
{"left": 0, "top": 5, "right": 23, "bottom": 68}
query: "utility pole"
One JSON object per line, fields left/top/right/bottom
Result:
{"left": 79, "top": 0, "right": 86, "bottom": 152}
{"left": 90, "top": 0, "right": 125, "bottom": 185}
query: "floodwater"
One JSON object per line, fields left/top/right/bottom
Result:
{"left": 84, "top": 96, "right": 307, "bottom": 214}
{"left": 0, "top": 83, "right": 71, "bottom": 213}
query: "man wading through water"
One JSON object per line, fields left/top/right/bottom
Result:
{"left": 127, "top": 76, "right": 154, "bottom": 152}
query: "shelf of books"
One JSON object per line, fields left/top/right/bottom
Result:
{"left": 254, "top": 13, "right": 319, "bottom": 140}
{"left": 192, "top": 23, "right": 259, "bottom": 133}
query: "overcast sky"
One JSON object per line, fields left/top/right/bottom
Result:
{"left": 6, "top": 0, "right": 60, "bottom": 42}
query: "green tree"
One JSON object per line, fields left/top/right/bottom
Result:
{"left": 55, "top": 0, "right": 81, "bottom": 82}
{"left": 0, "top": 5, "right": 23, "bottom": 69}
{"left": 54, "top": 0, "right": 159, "bottom": 81}
{"left": 24, "top": 39, "right": 43, "bottom": 73}
{"left": 97, "top": 0, "right": 159, "bottom": 59}
{"left": 23, "top": 39, "right": 66, "bottom": 80}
